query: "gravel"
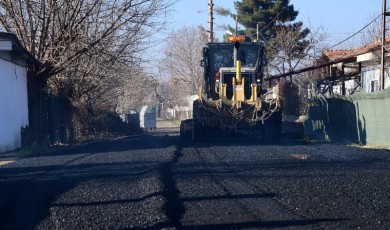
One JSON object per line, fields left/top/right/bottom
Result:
{"left": 1, "top": 130, "right": 390, "bottom": 229}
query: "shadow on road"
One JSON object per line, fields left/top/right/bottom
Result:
{"left": 1, "top": 130, "right": 387, "bottom": 229}
{"left": 0, "top": 131, "right": 181, "bottom": 229}
{"left": 36, "top": 131, "right": 180, "bottom": 157}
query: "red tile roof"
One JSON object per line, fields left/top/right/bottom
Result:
{"left": 323, "top": 37, "right": 390, "bottom": 61}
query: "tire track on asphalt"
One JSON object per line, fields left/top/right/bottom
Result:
{"left": 193, "top": 143, "right": 329, "bottom": 228}
{"left": 193, "top": 145, "right": 266, "bottom": 222}
{"left": 208, "top": 145, "right": 303, "bottom": 217}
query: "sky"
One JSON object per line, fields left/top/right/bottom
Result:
{"left": 170, "top": 0, "right": 384, "bottom": 49}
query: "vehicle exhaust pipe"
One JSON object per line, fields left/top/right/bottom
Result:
{"left": 234, "top": 42, "right": 242, "bottom": 84}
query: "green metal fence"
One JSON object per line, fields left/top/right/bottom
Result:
{"left": 305, "top": 87, "right": 390, "bottom": 149}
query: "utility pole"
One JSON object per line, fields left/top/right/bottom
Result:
{"left": 208, "top": 0, "right": 214, "bottom": 42}
{"left": 380, "top": 0, "right": 390, "bottom": 90}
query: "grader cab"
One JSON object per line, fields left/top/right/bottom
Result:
{"left": 185, "top": 36, "right": 282, "bottom": 142}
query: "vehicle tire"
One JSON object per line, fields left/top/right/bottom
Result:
{"left": 192, "top": 100, "right": 204, "bottom": 142}
{"left": 253, "top": 121, "right": 264, "bottom": 143}
{"left": 180, "top": 123, "right": 187, "bottom": 138}
{"left": 263, "top": 110, "right": 282, "bottom": 143}
{"left": 180, "top": 124, "right": 184, "bottom": 138}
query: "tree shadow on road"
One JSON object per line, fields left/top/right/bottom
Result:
{"left": 0, "top": 131, "right": 184, "bottom": 229}
{"left": 32, "top": 131, "right": 181, "bottom": 157}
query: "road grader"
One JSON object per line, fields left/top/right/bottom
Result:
{"left": 183, "top": 35, "right": 282, "bottom": 142}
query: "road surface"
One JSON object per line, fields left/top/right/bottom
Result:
{"left": 1, "top": 119, "right": 390, "bottom": 229}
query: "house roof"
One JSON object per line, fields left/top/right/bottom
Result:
{"left": 264, "top": 38, "right": 390, "bottom": 81}
{"left": 0, "top": 31, "right": 39, "bottom": 67}
{"left": 323, "top": 37, "right": 390, "bottom": 62}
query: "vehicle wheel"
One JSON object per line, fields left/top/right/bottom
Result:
{"left": 252, "top": 121, "right": 264, "bottom": 143}
{"left": 180, "top": 124, "right": 184, "bottom": 137}
{"left": 263, "top": 110, "right": 282, "bottom": 143}
{"left": 192, "top": 100, "right": 204, "bottom": 142}
{"left": 180, "top": 124, "right": 186, "bottom": 138}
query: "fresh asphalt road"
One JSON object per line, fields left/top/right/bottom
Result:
{"left": 1, "top": 120, "right": 390, "bottom": 229}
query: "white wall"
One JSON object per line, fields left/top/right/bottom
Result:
{"left": 0, "top": 58, "right": 29, "bottom": 153}
{"left": 361, "top": 66, "right": 379, "bottom": 92}
{"left": 360, "top": 65, "right": 390, "bottom": 92}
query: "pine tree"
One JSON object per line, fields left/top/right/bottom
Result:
{"left": 235, "top": 0, "right": 299, "bottom": 41}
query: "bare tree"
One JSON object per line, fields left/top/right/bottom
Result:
{"left": 266, "top": 21, "right": 327, "bottom": 116}
{"left": 267, "top": 21, "right": 328, "bottom": 76}
{"left": 0, "top": 0, "right": 169, "bottom": 75}
{"left": 360, "top": 13, "right": 390, "bottom": 46}
{"left": 0, "top": 0, "right": 173, "bottom": 142}
{"left": 116, "top": 66, "right": 156, "bottom": 114}
{"left": 0, "top": 0, "right": 172, "bottom": 108}
{"left": 160, "top": 25, "right": 208, "bottom": 106}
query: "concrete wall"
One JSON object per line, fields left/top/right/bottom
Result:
{"left": 0, "top": 58, "right": 29, "bottom": 153}
{"left": 305, "top": 88, "right": 390, "bottom": 149}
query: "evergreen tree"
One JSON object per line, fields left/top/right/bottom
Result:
{"left": 235, "top": 0, "right": 298, "bottom": 41}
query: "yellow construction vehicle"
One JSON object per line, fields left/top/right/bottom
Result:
{"left": 188, "top": 36, "right": 281, "bottom": 142}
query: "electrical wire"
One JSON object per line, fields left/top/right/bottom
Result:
{"left": 325, "top": 10, "right": 386, "bottom": 50}
{"left": 261, "top": 6, "right": 387, "bottom": 50}
{"left": 260, "top": 5, "right": 287, "bottom": 32}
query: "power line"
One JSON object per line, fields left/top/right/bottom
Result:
{"left": 325, "top": 11, "right": 383, "bottom": 50}
{"left": 260, "top": 5, "right": 287, "bottom": 32}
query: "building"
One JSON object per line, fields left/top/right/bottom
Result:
{"left": 320, "top": 37, "right": 390, "bottom": 94}
{"left": 265, "top": 37, "right": 390, "bottom": 96}
{"left": 0, "top": 32, "right": 38, "bottom": 153}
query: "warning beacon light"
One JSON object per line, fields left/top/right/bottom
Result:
{"left": 228, "top": 36, "right": 246, "bottom": 43}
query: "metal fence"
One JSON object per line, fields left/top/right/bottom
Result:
{"left": 25, "top": 90, "right": 131, "bottom": 147}
{"left": 24, "top": 90, "right": 73, "bottom": 147}
{"left": 305, "top": 87, "right": 390, "bottom": 148}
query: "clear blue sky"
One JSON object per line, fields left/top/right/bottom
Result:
{"left": 171, "top": 0, "right": 384, "bottom": 48}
